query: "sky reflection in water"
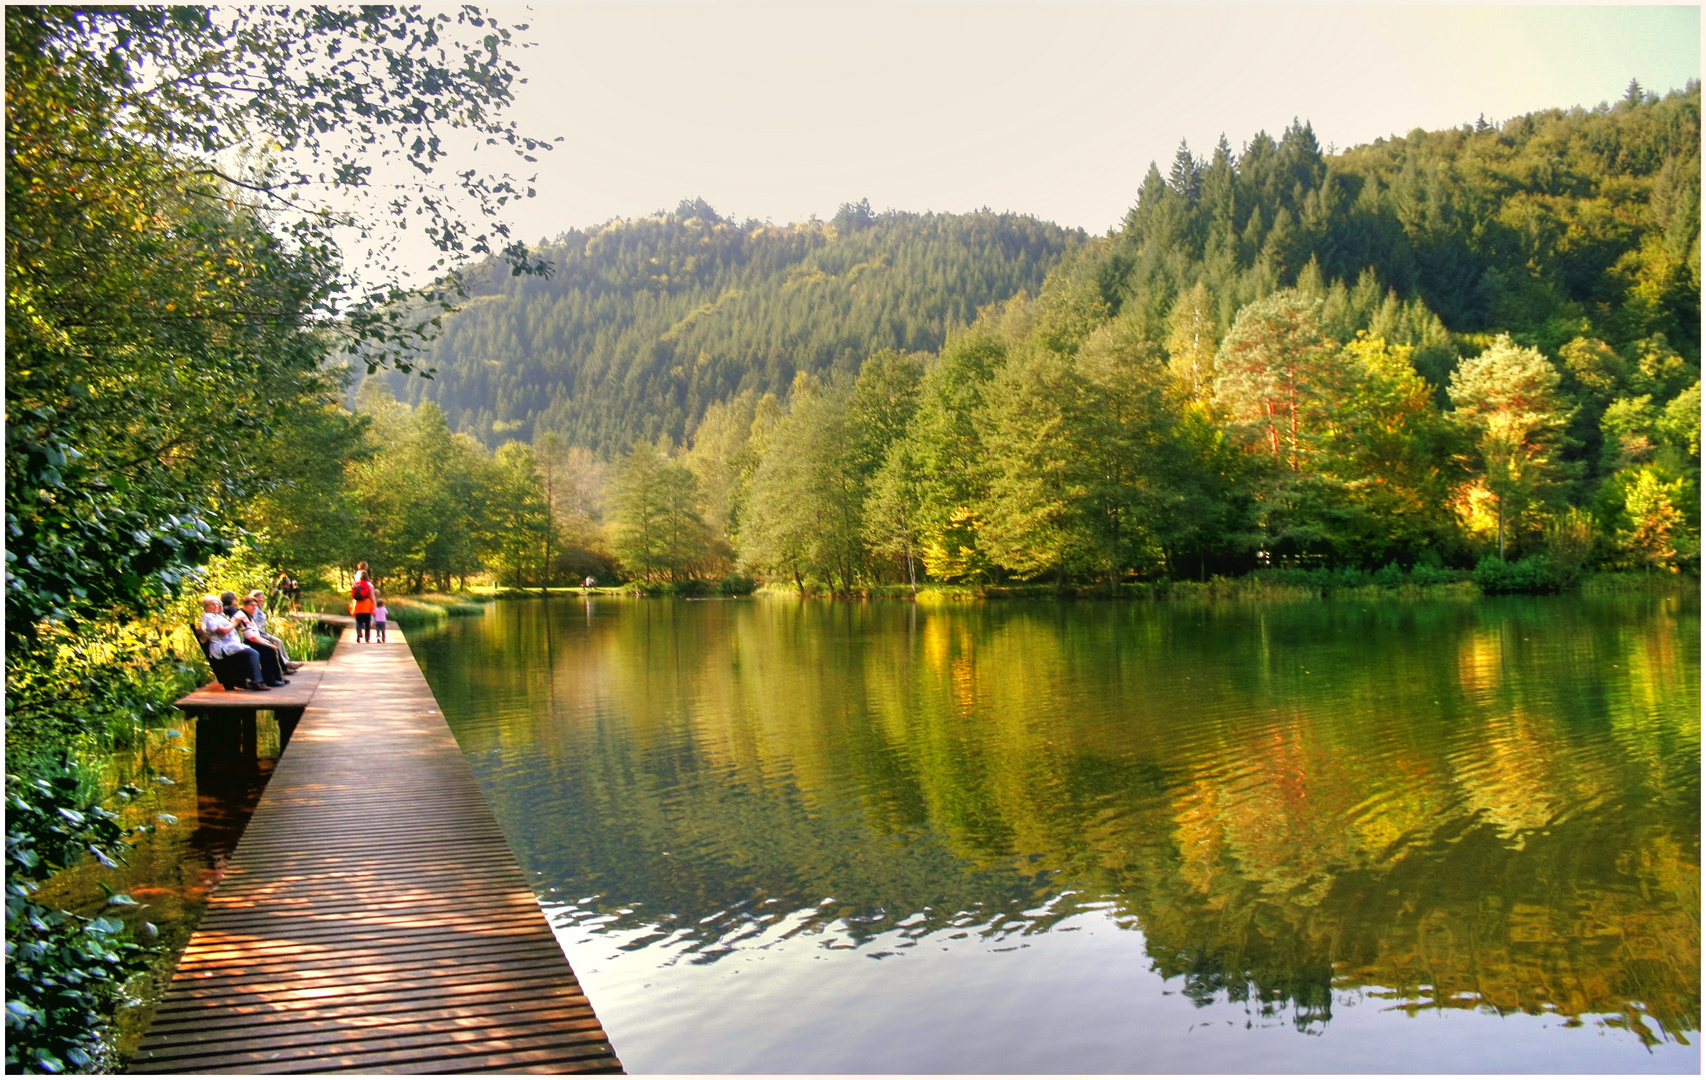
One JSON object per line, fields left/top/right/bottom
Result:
{"left": 410, "top": 595, "right": 1699, "bottom": 1073}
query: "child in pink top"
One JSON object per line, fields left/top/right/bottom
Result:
{"left": 373, "top": 598, "right": 389, "bottom": 642}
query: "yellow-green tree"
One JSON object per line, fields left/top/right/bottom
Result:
{"left": 610, "top": 442, "right": 709, "bottom": 583}
{"left": 1447, "top": 336, "right": 1574, "bottom": 559}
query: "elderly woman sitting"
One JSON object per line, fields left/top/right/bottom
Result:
{"left": 245, "top": 589, "right": 302, "bottom": 673}
{"left": 233, "top": 594, "right": 290, "bottom": 686}
{"left": 201, "top": 595, "right": 271, "bottom": 692}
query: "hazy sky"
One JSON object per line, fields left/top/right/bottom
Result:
{"left": 443, "top": 4, "right": 1699, "bottom": 242}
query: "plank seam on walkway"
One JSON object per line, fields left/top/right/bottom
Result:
{"left": 131, "top": 625, "right": 623, "bottom": 1074}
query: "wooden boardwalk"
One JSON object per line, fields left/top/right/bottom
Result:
{"left": 132, "top": 625, "right": 623, "bottom": 1074}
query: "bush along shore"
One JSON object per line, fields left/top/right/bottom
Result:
{"left": 468, "top": 564, "right": 1696, "bottom": 603}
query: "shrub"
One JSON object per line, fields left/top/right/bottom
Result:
{"left": 1473, "top": 554, "right": 1564, "bottom": 594}
{"left": 716, "top": 575, "right": 757, "bottom": 596}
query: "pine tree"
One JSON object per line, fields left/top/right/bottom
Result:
{"left": 1168, "top": 140, "right": 1202, "bottom": 204}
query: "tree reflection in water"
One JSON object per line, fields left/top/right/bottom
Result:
{"left": 413, "top": 594, "right": 1699, "bottom": 1051}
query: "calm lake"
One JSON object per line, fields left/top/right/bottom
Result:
{"left": 410, "top": 594, "right": 1699, "bottom": 1073}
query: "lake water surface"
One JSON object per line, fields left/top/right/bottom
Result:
{"left": 410, "top": 595, "right": 1698, "bottom": 1073}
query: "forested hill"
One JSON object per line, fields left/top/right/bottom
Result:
{"left": 376, "top": 201, "right": 1081, "bottom": 451}
{"left": 1103, "top": 81, "right": 1699, "bottom": 377}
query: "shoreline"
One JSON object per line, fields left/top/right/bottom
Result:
{"left": 462, "top": 571, "right": 1697, "bottom": 604}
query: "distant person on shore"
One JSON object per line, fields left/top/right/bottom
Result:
{"left": 200, "top": 596, "right": 269, "bottom": 692}
{"left": 272, "top": 571, "right": 301, "bottom": 611}
{"left": 350, "top": 571, "right": 376, "bottom": 642}
{"left": 373, "top": 595, "right": 389, "bottom": 643}
{"left": 584, "top": 575, "right": 596, "bottom": 589}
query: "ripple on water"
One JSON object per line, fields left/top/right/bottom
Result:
{"left": 414, "top": 596, "right": 1699, "bottom": 1074}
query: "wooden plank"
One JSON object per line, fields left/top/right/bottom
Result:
{"left": 149, "top": 969, "right": 589, "bottom": 1018}
{"left": 131, "top": 624, "right": 623, "bottom": 1074}
{"left": 145, "top": 985, "right": 594, "bottom": 1033}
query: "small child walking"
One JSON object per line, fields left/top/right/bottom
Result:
{"left": 373, "top": 597, "right": 389, "bottom": 643}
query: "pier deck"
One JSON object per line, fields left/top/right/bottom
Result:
{"left": 132, "top": 625, "right": 622, "bottom": 1074}
{"left": 174, "top": 661, "right": 328, "bottom": 714}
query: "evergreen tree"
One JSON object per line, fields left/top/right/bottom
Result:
{"left": 1168, "top": 140, "right": 1203, "bottom": 203}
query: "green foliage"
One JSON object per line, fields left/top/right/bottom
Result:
{"left": 609, "top": 443, "right": 711, "bottom": 583}
{"left": 6, "top": 760, "right": 154, "bottom": 1074}
{"left": 1448, "top": 336, "right": 1575, "bottom": 557}
{"left": 716, "top": 574, "right": 758, "bottom": 597}
{"left": 739, "top": 378, "right": 867, "bottom": 591}
{"left": 5, "top": 7, "right": 550, "bottom": 1064}
{"left": 487, "top": 442, "right": 553, "bottom": 588}
{"left": 349, "top": 391, "right": 494, "bottom": 591}
{"left": 1107, "top": 91, "right": 1701, "bottom": 364}
{"left": 1472, "top": 554, "right": 1565, "bottom": 594}
{"left": 907, "top": 326, "right": 1007, "bottom": 582}
{"left": 321, "top": 90, "right": 1700, "bottom": 596}
{"left": 381, "top": 595, "right": 489, "bottom": 628}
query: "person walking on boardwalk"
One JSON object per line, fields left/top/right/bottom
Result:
{"left": 373, "top": 595, "right": 389, "bottom": 643}
{"left": 350, "top": 570, "right": 376, "bottom": 642}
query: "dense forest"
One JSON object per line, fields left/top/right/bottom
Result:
{"left": 366, "top": 80, "right": 1697, "bottom": 593}
{"left": 374, "top": 201, "right": 1080, "bottom": 451}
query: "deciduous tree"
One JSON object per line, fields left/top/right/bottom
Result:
{"left": 1447, "top": 336, "right": 1573, "bottom": 559}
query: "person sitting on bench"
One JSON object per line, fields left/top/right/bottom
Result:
{"left": 246, "top": 589, "right": 301, "bottom": 673}
{"left": 201, "top": 596, "right": 270, "bottom": 692}
{"left": 233, "top": 596, "right": 289, "bottom": 686}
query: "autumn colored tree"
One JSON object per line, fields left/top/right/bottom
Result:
{"left": 1165, "top": 282, "right": 1220, "bottom": 402}
{"left": 1211, "top": 290, "right": 1341, "bottom": 472}
{"left": 1447, "top": 336, "right": 1574, "bottom": 559}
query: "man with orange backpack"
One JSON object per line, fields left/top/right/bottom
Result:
{"left": 350, "top": 570, "right": 376, "bottom": 642}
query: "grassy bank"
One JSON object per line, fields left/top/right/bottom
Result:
{"left": 750, "top": 566, "right": 1697, "bottom": 603}
{"left": 411, "top": 568, "right": 1697, "bottom": 607}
